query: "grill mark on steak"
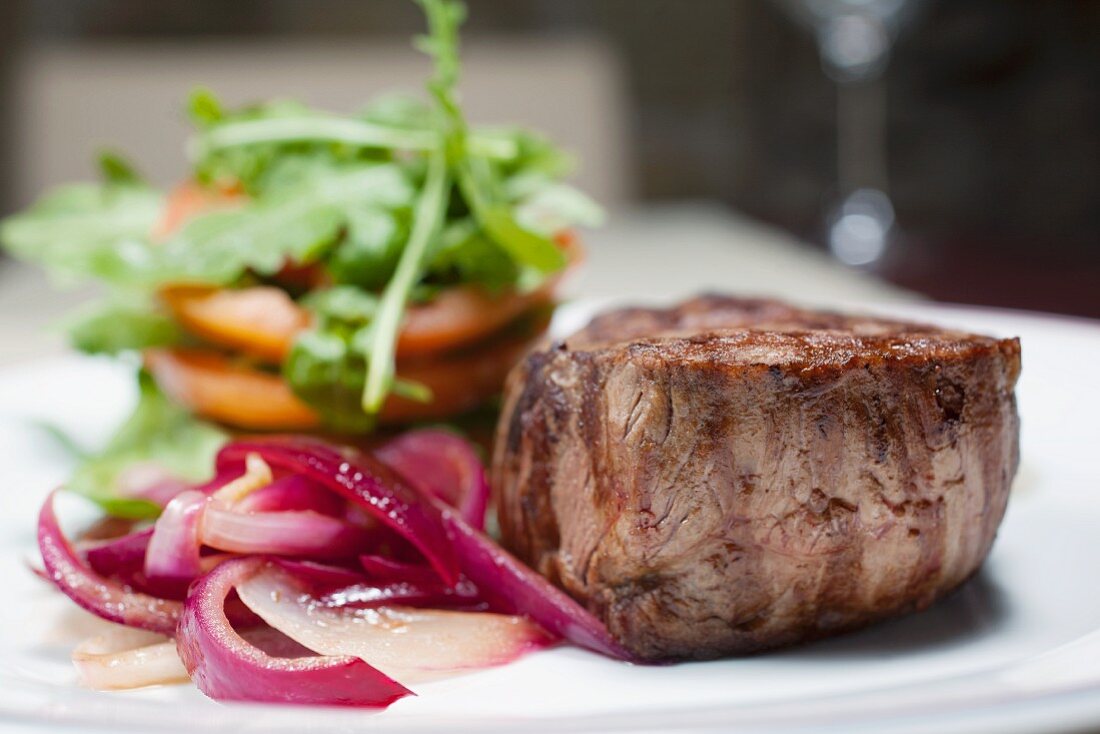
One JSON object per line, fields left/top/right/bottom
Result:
{"left": 492, "top": 295, "right": 1021, "bottom": 661}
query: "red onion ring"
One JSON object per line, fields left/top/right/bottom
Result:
{"left": 176, "top": 557, "right": 411, "bottom": 707}
{"left": 201, "top": 508, "right": 372, "bottom": 559}
{"left": 270, "top": 559, "right": 367, "bottom": 589}
{"left": 145, "top": 490, "right": 206, "bottom": 584}
{"left": 38, "top": 491, "right": 181, "bottom": 635}
{"left": 319, "top": 576, "right": 483, "bottom": 611}
{"left": 376, "top": 429, "right": 490, "bottom": 530}
{"left": 234, "top": 474, "right": 344, "bottom": 516}
{"left": 216, "top": 438, "right": 459, "bottom": 584}
{"left": 441, "top": 511, "right": 633, "bottom": 660}
{"left": 358, "top": 554, "right": 440, "bottom": 585}
{"left": 85, "top": 528, "right": 152, "bottom": 577}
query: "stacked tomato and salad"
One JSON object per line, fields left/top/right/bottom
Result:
{"left": 4, "top": 0, "right": 628, "bottom": 707}
{"left": 1, "top": 0, "right": 598, "bottom": 519}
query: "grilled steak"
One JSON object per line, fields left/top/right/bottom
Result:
{"left": 492, "top": 295, "right": 1021, "bottom": 661}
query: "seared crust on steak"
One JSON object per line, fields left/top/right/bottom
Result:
{"left": 492, "top": 295, "right": 1021, "bottom": 661}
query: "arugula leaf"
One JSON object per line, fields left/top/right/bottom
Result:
{"left": 513, "top": 180, "right": 605, "bottom": 235}
{"left": 287, "top": 285, "right": 434, "bottom": 431}
{"left": 426, "top": 217, "right": 517, "bottom": 291}
{"left": 97, "top": 150, "right": 145, "bottom": 186}
{"left": 391, "top": 377, "right": 433, "bottom": 403}
{"left": 154, "top": 164, "right": 414, "bottom": 284}
{"left": 285, "top": 287, "right": 379, "bottom": 431}
{"left": 416, "top": 0, "right": 565, "bottom": 275}
{"left": 457, "top": 167, "right": 566, "bottom": 272}
{"left": 358, "top": 94, "right": 435, "bottom": 130}
{"left": 67, "top": 299, "right": 184, "bottom": 355}
{"left": 326, "top": 206, "right": 409, "bottom": 290}
{"left": 495, "top": 128, "right": 574, "bottom": 179}
{"left": 196, "top": 115, "right": 439, "bottom": 158}
{"left": 0, "top": 183, "right": 162, "bottom": 286}
{"left": 67, "top": 371, "right": 227, "bottom": 519}
{"left": 34, "top": 421, "right": 91, "bottom": 462}
{"left": 285, "top": 326, "right": 375, "bottom": 433}
{"left": 301, "top": 285, "right": 380, "bottom": 325}
{"left": 187, "top": 86, "right": 226, "bottom": 127}
{"left": 362, "top": 147, "right": 450, "bottom": 413}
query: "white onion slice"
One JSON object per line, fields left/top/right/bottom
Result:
{"left": 72, "top": 627, "right": 189, "bottom": 690}
{"left": 201, "top": 508, "right": 370, "bottom": 558}
{"left": 236, "top": 565, "right": 553, "bottom": 683}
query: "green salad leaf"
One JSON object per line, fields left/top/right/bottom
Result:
{"left": 285, "top": 326, "right": 374, "bottom": 433}
{"left": 67, "top": 299, "right": 184, "bottom": 355}
{"left": 362, "top": 147, "right": 450, "bottom": 413}
{"left": 0, "top": 183, "right": 163, "bottom": 286}
{"left": 417, "top": 0, "right": 565, "bottom": 275}
{"left": 155, "top": 163, "right": 414, "bottom": 285}
{"left": 327, "top": 206, "right": 410, "bottom": 290}
{"left": 66, "top": 371, "right": 227, "bottom": 519}
{"left": 285, "top": 286, "right": 378, "bottom": 431}
{"left": 426, "top": 218, "right": 518, "bottom": 291}
{"left": 97, "top": 150, "right": 146, "bottom": 186}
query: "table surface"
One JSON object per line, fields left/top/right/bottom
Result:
{"left": 0, "top": 203, "right": 917, "bottom": 366}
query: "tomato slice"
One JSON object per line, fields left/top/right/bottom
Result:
{"left": 145, "top": 349, "right": 321, "bottom": 431}
{"left": 397, "top": 285, "right": 548, "bottom": 359}
{"left": 397, "top": 237, "right": 581, "bottom": 358}
{"left": 160, "top": 286, "right": 310, "bottom": 363}
{"left": 144, "top": 319, "right": 546, "bottom": 431}
{"left": 381, "top": 320, "right": 545, "bottom": 423}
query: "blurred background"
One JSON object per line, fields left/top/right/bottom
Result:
{"left": 0, "top": 0, "right": 1097, "bottom": 322}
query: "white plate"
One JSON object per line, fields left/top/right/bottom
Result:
{"left": 1, "top": 300, "right": 1100, "bottom": 734}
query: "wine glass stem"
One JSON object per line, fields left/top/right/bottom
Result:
{"left": 837, "top": 77, "right": 888, "bottom": 197}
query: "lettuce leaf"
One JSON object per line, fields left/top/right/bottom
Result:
{"left": 284, "top": 326, "right": 374, "bottom": 433}
{"left": 426, "top": 218, "right": 518, "bottom": 292}
{"left": 153, "top": 163, "right": 415, "bottom": 285}
{"left": 0, "top": 182, "right": 163, "bottom": 286}
{"left": 67, "top": 299, "right": 184, "bottom": 355}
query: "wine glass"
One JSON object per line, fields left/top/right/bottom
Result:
{"left": 775, "top": 0, "right": 925, "bottom": 267}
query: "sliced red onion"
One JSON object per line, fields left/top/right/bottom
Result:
{"left": 377, "top": 429, "right": 490, "bottom": 530}
{"left": 201, "top": 508, "right": 371, "bottom": 559}
{"left": 237, "top": 565, "right": 552, "bottom": 684}
{"left": 235, "top": 475, "right": 344, "bottom": 516}
{"left": 241, "top": 625, "right": 317, "bottom": 658}
{"left": 71, "top": 626, "right": 318, "bottom": 691}
{"left": 85, "top": 529, "right": 152, "bottom": 577}
{"left": 359, "top": 554, "right": 440, "bottom": 586}
{"left": 217, "top": 439, "right": 459, "bottom": 584}
{"left": 145, "top": 490, "right": 207, "bottom": 584}
{"left": 221, "top": 437, "right": 629, "bottom": 659}
{"left": 271, "top": 559, "right": 366, "bottom": 589}
{"left": 177, "top": 557, "right": 411, "bottom": 707}
{"left": 73, "top": 628, "right": 188, "bottom": 690}
{"left": 319, "top": 577, "right": 483, "bottom": 611}
{"left": 441, "top": 512, "right": 633, "bottom": 661}
{"left": 38, "top": 491, "right": 181, "bottom": 635}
